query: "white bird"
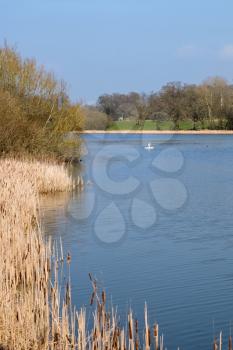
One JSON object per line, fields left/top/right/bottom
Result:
{"left": 144, "top": 142, "right": 154, "bottom": 150}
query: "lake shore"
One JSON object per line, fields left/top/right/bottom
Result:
{"left": 81, "top": 129, "right": 233, "bottom": 134}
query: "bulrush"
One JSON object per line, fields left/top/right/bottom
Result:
{"left": 0, "top": 158, "right": 77, "bottom": 349}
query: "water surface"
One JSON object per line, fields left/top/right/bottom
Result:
{"left": 41, "top": 134, "right": 233, "bottom": 350}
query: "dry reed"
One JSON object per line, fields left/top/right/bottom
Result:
{"left": 0, "top": 158, "right": 79, "bottom": 349}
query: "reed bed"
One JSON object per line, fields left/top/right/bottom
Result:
{"left": 0, "top": 158, "right": 79, "bottom": 349}
{"left": 0, "top": 158, "right": 80, "bottom": 193}
{"left": 0, "top": 158, "right": 229, "bottom": 349}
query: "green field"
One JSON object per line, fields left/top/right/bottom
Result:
{"left": 107, "top": 119, "right": 212, "bottom": 131}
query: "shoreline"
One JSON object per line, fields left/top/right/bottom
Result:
{"left": 81, "top": 130, "right": 233, "bottom": 135}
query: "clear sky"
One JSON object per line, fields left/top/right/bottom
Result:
{"left": 1, "top": 0, "right": 233, "bottom": 103}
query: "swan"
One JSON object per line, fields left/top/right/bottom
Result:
{"left": 144, "top": 142, "right": 154, "bottom": 150}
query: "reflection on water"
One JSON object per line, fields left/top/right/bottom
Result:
{"left": 40, "top": 191, "right": 71, "bottom": 238}
{"left": 41, "top": 134, "right": 233, "bottom": 350}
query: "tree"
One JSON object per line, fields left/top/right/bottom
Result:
{"left": 97, "top": 94, "right": 119, "bottom": 119}
{"left": 0, "top": 44, "right": 84, "bottom": 158}
{"left": 84, "top": 107, "right": 109, "bottom": 130}
{"left": 159, "top": 82, "right": 184, "bottom": 129}
{"left": 94, "top": 77, "right": 233, "bottom": 131}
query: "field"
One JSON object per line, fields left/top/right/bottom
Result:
{"left": 107, "top": 119, "right": 221, "bottom": 131}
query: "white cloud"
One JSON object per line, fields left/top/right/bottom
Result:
{"left": 219, "top": 45, "right": 233, "bottom": 60}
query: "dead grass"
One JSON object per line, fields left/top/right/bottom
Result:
{"left": 0, "top": 159, "right": 78, "bottom": 349}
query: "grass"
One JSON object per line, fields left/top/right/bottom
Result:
{"left": 107, "top": 119, "right": 226, "bottom": 131}
{"left": 108, "top": 120, "right": 145, "bottom": 130}
{"left": 0, "top": 158, "right": 82, "bottom": 349}
{"left": 107, "top": 120, "right": 183, "bottom": 131}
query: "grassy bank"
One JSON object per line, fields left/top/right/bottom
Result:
{"left": 106, "top": 119, "right": 223, "bottom": 131}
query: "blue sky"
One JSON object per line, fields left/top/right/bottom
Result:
{"left": 1, "top": 0, "right": 233, "bottom": 102}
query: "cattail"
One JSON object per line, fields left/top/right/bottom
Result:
{"left": 154, "top": 324, "right": 159, "bottom": 350}
{"left": 67, "top": 252, "right": 71, "bottom": 264}
{"left": 229, "top": 336, "right": 232, "bottom": 350}
{"left": 129, "top": 321, "right": 133, "bottom": 340}
{"left": 90, "top": 292, "right": 95, "bottom": 306}
{"left": 213, "top": 337, "right": 218, "bottom": 350}
{"left": 102, "top": 290, "right": 106, "bottom": 304}
{"left": 54, "top": 332, "right": 60, "bottom": 343}
{"left": 148, "top": 328, "right": 151, "bottom": 347}
{"left": 145, "top": 303, "right": 150, "bottom": 350}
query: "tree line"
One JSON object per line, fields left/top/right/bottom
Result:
{"left": 0, "top": 44, "right": 84, "bottom": 158}
{"left": 85, "top": 78, "right": 233, "bottom": 130}
{"left": 2, "top": 43, "right": 233, "bottom": 142}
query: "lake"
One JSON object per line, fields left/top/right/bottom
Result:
{"left": 41, "top": 133, "right": 233, "bottom": 350}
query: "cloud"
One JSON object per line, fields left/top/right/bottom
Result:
{"left": 219, "top": 45, "right": 233, "bottom": 60}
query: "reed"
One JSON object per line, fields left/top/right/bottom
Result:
{"left": 0, "top": 158, "right": 229, "bottom": 349}
{"left": 0, "top": 158, "right": 79, "bottom": 193}
{"left": 0, "top": 158, "right": 79, "bottom": 349}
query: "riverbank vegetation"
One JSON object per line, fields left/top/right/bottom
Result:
{"left": 0, "top": 44, "right": 84, "bottom": 159}
{"left": 84, "top": 77, "right": 233, "bottom": 130}
{"left": 0, "top": 159, "right": 76, "bottom": 348}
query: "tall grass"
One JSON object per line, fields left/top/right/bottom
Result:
{"left": 0, "top": 159, "right": 80, "bottom": 349}
{"left": 0, "top": 158, "right": 228, "bottom": 349}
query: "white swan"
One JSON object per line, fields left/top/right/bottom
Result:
{"left": 144, "top": 142, "right": 154, "bottom": 150}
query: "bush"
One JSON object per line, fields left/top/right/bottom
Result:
{"left": 84, "top": 107, "right": 109, "bottom": 130}
{"left": 0, "top": 44, "right": 84, "bottom": 158}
